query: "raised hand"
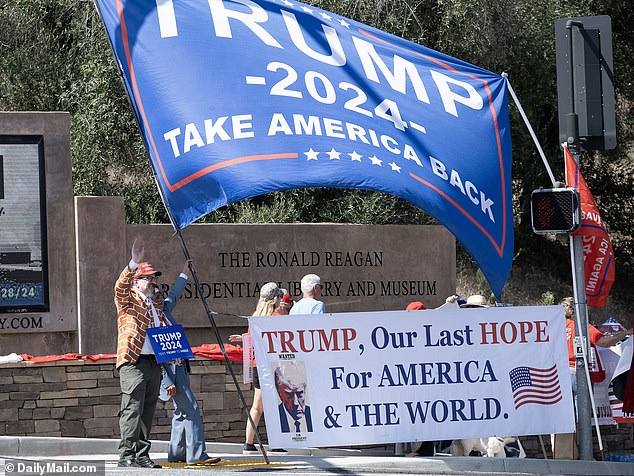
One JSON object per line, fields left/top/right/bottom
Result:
{"left": 131, "top": 239, "right": 144, "bottom": 263}
{"left": 182, "top": 259, "right": 193, "bottom": 276}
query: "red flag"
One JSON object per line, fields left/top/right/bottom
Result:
{"left": 564, "top": 145, "right": 615, "bottom": 307}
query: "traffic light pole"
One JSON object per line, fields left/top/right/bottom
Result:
{"left": 566, "top": 20, "right": 593, "bottom": 461}
{"left": 570, "top": 234, "right": 593, "bottom": 460}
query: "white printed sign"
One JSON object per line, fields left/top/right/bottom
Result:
{"left": 250, "top": 305, "right": 575, "bottom": 448}
{"left": 607, "top": 338, "right": 634, "bottom": 423}
{"left": 242, "top": 332, "right": 253, "bottom": 384}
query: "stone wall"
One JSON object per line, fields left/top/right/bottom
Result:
{"left": 2, "top": 359, "right": 633, "bottom": 457}
{"left": 0, "top": 358, "right": 262, "bottom": 442}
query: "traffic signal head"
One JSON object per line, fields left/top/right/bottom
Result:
{"left": 531, "top": 188, "right": 581, "bottom": 234}
{"left": 555, "top": 16, "right": 616, "bottom": 151}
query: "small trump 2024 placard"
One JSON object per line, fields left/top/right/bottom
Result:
{"left": 146, "top": 324, "right": 194, "bottom": 364}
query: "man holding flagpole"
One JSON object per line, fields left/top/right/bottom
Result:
{"left": 114, "top": 239, "right": 164, "bottom": 468}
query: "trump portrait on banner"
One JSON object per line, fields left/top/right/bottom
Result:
{"left": 274, "top": 362, "right": 313, "bottom": 433}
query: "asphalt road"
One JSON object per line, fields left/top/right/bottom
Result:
{"left": 3, "top": 455, "right": 633, "bottom": 476}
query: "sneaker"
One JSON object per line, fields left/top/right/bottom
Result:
{"left": 270, "top": 448, "right": 287, "bottom": 453}
{"left": 243, "top": 443, "right": 259, "bottom": 455}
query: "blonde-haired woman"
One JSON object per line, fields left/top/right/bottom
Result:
{"left": 229, "top": 282, "right": 282, "bottom": 454}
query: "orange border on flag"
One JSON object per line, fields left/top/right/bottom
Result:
{"left": 359, "top": 29, "right": 508, "bottom": 257}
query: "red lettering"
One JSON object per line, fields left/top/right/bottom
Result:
{"left": 534, "top": 321, "right": 549, "bottom": 342}
{"left": 480, "top": 321, "right": 550, "bottom": 344}
{"left": 500, "top": 322, "right": 517, "bottom": 344}
{"left": 479, "top": 322, "right": 500, "bottom": 344}
{"left": 519, "top": 321, "right": 533, "bottom": 343}
{"left": 298, "top": 329, "right": 316, "bottom": 353}
{"left": 317, "top": 329, "right": 339, "bottom": 351}
{"left": 279, "top": 331, "right": 298, "bottom": 353}
{"left": 342, "top": 328, "right": 357, "bottom": 350}
{"left": 261, "top": 331, "right": 278, "bottom": 353}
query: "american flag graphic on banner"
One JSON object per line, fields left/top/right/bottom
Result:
{"left": 609, "top": 386, "right": 634, "bottom": 423}
{"left": 509, "top": 365, "right": 562, "bottom": 409}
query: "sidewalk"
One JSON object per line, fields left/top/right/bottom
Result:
{"left": 1, "top": 436, "right": 634, "bottom": 475}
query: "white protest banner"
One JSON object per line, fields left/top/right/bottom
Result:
{"left": 250, "top": 305, "right": 575, "bottom": 448}
{"left": 608, "top": 338, "right": 634, "bottom": 423}
{"left": 593, "top": 345, "right": 622, "bottom": 425}
{"left": 242, "top": 332, "right": 254, "bottom": 384}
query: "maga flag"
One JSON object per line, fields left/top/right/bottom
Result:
{"left": 95, "top": 0, "right": 513, "bottom": 297}
{"left": 564, "top": 145, "right": 615, "bottom": 307}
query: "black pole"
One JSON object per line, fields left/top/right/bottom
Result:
{"left": 565, "top": 20, "right": 583, "bottom": 155}
{"left": 170, "top": 226, "right": 270, "bottom": 464}
{"left": 92, "top": 1, "right": 269, "bottom": 463}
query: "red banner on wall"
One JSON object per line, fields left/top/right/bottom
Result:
{"left": 564, "top": 145, "right": 615, "bottom": 307}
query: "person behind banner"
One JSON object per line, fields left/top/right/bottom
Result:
{"left": 229, "top": 282, "right": 284, "bottom": 454}
{"left": 274, "top": 363, "right": 313, "bottom": 433}
{"left": 435, "top": 294, "right": 467, "bottom": 310}
{"left": 405, "top": 295, "right": 486, "bottom": 457}
{"left": 114, "top": 239, "right": 165, "bottom": 468}
{"left": 562, "top": 297, "right": 632, "bottom": 401}
{"left": 460, "top": 294, "right": 490, "bottom": 308}
{"left": 555, "top": 297, "right": 632, "bottom": 459}
{"left": 272, "top": 289, "right": 293, "bottom": 316}
{"left": 403, "top": 301, "right": 435, "bottom": 457}
{"left": 159, "top": 260, "right": 221, "bottom": 466}
{"left": 289, "top": 274, "right": 325, "bottom": 315}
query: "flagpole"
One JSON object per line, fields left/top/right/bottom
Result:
{"left": 565, "top": 20, "right": 594, "bottom": 461}
{"left": 92, "top": 1, "right": 270, "bottom": 463}
{"left": 502, "top": 74, "right": 557, "bottom": 187}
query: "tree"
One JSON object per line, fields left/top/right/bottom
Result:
{"left": 1, "top": 0, "right": 633, "bottom": 313}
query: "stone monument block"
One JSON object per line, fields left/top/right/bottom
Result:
{"left": 125, "top": 223, "right": 455, "bottom": 346}
{"left": 0, "top": 112, "right": 77, "bottom": 355}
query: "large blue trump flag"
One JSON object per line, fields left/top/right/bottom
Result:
{"left": 95, "top": 0, "right": 513, "bottom": 296}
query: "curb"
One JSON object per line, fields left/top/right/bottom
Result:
{"left": 2, "top": 437, "right": 634, "bottom": 475}
{"left": 0, "top": 436, "right": 166, "bottom": 457}
{"left": 0, "top": 436, "right": 390, "bottom": 458}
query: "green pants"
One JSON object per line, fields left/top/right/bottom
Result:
{"left": 118, "top": 357, "right": 161, "bottom": 462}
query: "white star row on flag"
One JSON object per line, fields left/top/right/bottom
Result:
{"left": 303, "top": 148, "right": 402, "bottom": 173}
{"left": 276, "top": 0, "right": 351, "bottom": 28}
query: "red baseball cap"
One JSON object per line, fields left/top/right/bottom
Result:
{"left": 281, "top": 293, "right": 293, "bottom": 304}
{"left": 406, "top": 301, "right": 426, "bottom": 311}
{"left": 133, "top": 262, "right": 162, "bottom": 279}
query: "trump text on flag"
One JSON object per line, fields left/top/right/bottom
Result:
{"left": 95, "top": 0, "right": 513, "bottom": 297}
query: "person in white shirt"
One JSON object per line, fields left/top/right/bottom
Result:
{"left": 289, "top": 274, "right": 325, "bottom": 315}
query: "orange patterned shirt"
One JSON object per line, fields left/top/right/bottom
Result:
{"left": 114, "top": 265, "right": 164, "bottom": 368}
